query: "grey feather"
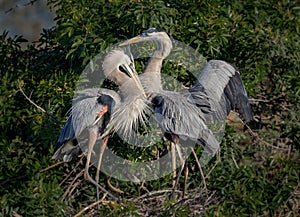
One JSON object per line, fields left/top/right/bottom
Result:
{"left": 151, "top": 90, "right": 220, "bottom": 153}
{"left": 190, "top": 60, "right": 253, "bottom": 123}
{"left": 52, "top": 88, "right": 119, "bottom": 161}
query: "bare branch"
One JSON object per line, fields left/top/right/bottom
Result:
{"left": 40, "top": 161, "right": 65, "bottom": 173}
{"left": 74, "top": 194, "right": 108, "bottom": 217}
{"left": 18, "top": 83, "right": 61, "bottom": 123}
{"left": 244, "top": 123, "right": 290, "bottom": 150}
{"left": 18, "top": 84, "right": 46, "bottom": 113}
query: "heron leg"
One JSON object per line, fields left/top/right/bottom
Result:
{"left": 84, "top": 107, "right": 117, "bottom": 201}
{"left": 84, "top": 127, "right": 98, "bottom": 183}
{"left": 95, "top": 136, "right": 109, "bottom": 202}
{"left": 170, "top": 142, "right": 176, "bottom": 186}
{"left": 84, "top": 128, "right": 117, "bottom": 201}
{"left": 183, "top": 161, "right": 189, "bottom": 198}
{"left": 170, "top": 134, "right": 188, "bottom": 198}
{"left": 191, "top": 148, "right": 207, "bottom": 193}
{"left": 170, "top": 159, "right": 185, "bottom": 199}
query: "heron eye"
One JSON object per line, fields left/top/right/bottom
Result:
{"left": 129, "top": 63, "right": 135, "bottom": 70}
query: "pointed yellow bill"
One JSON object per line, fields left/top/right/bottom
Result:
{"left": 122, "top": 63, "right": 146, "bottom": 98}
{"left": 119, "top": 36, "right": 144, "bottom": 46}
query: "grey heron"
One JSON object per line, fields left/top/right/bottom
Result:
{"left": 120, "top": 28, "right": 253, "bottom": 196}
{"left": 52, "top": 49, "right": 147, "bottom": 200}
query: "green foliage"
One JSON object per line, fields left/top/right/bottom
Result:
{"left": 0, "top": 0, "right": 299, "bottom": 216}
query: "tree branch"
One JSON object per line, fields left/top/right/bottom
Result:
{"left": 18, "top": 83, "right": 61, "bottom": 123}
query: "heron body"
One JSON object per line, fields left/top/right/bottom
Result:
{"left": 101, "top": 51, "right": 150, "bottom": 144}
{"left": 52, "top": 88, "right": 119, "bottom": 162}
{"left": 120, "top": 28, "right": 221, "bottom": 153}
{"left": 121, "top": 28, "right": 253, "bottom": 149}
{"left": 151, "top": 90, "right": 219, "bottom": 153}
{"left": 53, "top": 49, "right": 147, "bottom": 200}
{"left": 120, "top": 28, "right": 253, "bottom": 196}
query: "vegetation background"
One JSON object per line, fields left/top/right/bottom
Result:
{"left": 0, "top": 0, "right": 299, "bottom": 216}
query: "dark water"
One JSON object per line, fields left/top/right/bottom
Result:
{"left": 0, "top": 0, "right": 56, "bottom": 46}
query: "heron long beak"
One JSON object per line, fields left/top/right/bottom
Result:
{"left": 119, "top": 36, "right": 144, "bottom": 46}
{"left": 122, "top": 63, "right": 147, "bottom": 98}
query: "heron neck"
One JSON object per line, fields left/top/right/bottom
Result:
{"left": 144, "top": 57, "right": 163, "bottom": 74}
{"left": 144, "top": 37, "right": 172, "bottom": 74}
{"left": 108, "top": 69, "right": 130, "bottom": 86}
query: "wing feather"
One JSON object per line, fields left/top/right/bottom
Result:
{"left": 190, "top": 60, "right": 252, "bottom": 123}
{"left": 52, "top": 88, "right": 118, "bottom": 161}
{"left": 152, "top": 91, "right": 219, "bottom": 153}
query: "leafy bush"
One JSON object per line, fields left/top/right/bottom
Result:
{"left": 0, "top": 0, "right": 299, "bottom": 216}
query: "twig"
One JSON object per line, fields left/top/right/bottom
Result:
{"left": 165, "top": 196, "right": 190, "bottom": 211}
{"left": 204, "top": 158, "right": 220, "bottom": 180}
{"left": 18, "top": 83, "right": 61, "bottom": 123}
{"left": 59, "top": 154, "right": 85, "bottom": 186}
{"left": 18, "top": 84, "right": 46, "bottom": 113}
{"left": 244, "top": 123, "right": 289, "bottom": 150}
{"left": 132, "top": 189, "right": 182, "bottom": 201}
{"left": 12, "top": 211, "right": 22, "bottom": 217}
{"left": 68, "top": 179, "right": 83, "bottom": 198}
{"left": 40, "top": 161, "right": 65, "bottom": 173}
{"left": 231, "top": 150, "right": 239, "bottom": 169}
{"left": 107, "top": 178, "right": 124, "bottom": 194}
{"left": 73, "top": 193, "right": 108, "bottom": 217}
{"left": 204, "top": 190, "right": 217, "bottom": 207}
{"left": 62, "top": 169, "right": 85, "bottom": 200}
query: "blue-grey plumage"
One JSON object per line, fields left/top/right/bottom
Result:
{"left": 120, "top": 28, "right": 253, "bottom": 152}
{"left": 120, "top": 29, "right": 253, "bottom": 197}
{"left": 189, "top": 60, "right": 253, "bottom": 124}
{"left": 151, "top": 90, "right": 219, "bottom": 153}
{"left": 52, "top": 48, "right": 148, "bottom": 200}
{"left": 120, "top": 29, "right": 220, "bottom": 153}
{"left": 52, "top": 49, "right": 146, "bottom": 163}
{"left": 52, "top": 88, "right": 120, "bottom": 162}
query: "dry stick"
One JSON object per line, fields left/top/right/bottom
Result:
{"left": 18, "top": 84, "right": 61, "bottom": 123}
{"left": 166, "top": 196, "right": 191, "bottom": 212}
{"left": 73, "top": 193, "right": 108, "bottom": 217}
{"left": 40, "top": 161, "right": 65, "bottom": 173}
{"left": 244, "top": 123, "right": 289, "bottom": 150}
{"left": 231, "top": 150, "right": 239, "bottom": 169}
{"left": 204, "top": 158, "right": 219, "bottom": 180}
{"left": 204, "top": 190, "right": 217, "bottom": 207}
{"left": 191, "top": 149, "right": 207, "bottom": 193}
{"left": 12, "top": 211, "right": 22, "bottom": 217}
{"left": 132, "top": 189, "right": 182, "bottom": 201}
{"left": 59, "top": 154, "right": 85, "bottom": 186}
{"left": 18, "top": 85, "right": 47, "bottom": 113}
{"left": 62, "top": 169, "right": 85, "bottom": 200}
{"left": 68, "top": 179, "right": 83, "bottom": 198}
{"left": 107, "top": 178, "right": 124, "bottom": 194}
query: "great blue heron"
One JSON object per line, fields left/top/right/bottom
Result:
{"left": 120, "top": 28, "right": 253, "bottom": 196}
{"left": 52, "top": 49, "right": 147, "bottom": 200}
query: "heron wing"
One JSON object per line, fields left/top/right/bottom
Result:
{"left": 53, "top": 88, "right": 119, "bottom": 161}
{"left": 189, "top": 60, "right": 252, "bottom": 123}
{"left": 152, "top": 91, "right": 220, "bottom": 153}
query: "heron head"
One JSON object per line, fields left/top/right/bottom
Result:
{"left": 119, "top": 28, "right": 172, "bottom": 58}
{"left": 102, "top": 49, "right": 146, "bottom": 97}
